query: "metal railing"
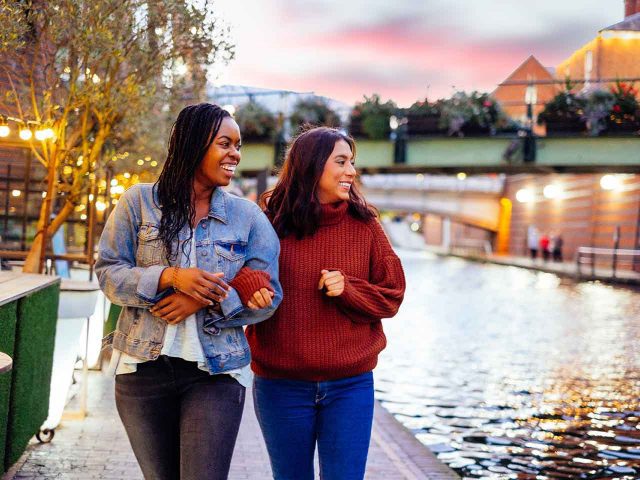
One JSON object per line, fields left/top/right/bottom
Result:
{"left": 449, "top": 239, "right": 493, "bottom": 256}
{"left": 576, "top": 247, "right": 640, "bottom": 279}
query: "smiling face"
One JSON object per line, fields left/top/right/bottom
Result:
{"left": 317, "top": 139, "right": 356, "bottom": 204}
{"left": 194, "top": 117, "right": 242, "bottom": 189}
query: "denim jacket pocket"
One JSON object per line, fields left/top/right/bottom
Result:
{"left": 136, "top": 223, "right": 164, "bottom": 267}
{"left": 214, "top": 240, "right": 247, "bottom": 278}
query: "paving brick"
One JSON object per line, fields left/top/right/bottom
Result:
{"left": 5, "top": 371, "right": 458, "bottom": 479}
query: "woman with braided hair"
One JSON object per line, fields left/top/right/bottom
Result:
{"left": 96, "top": 103, "right": 281, "bottom": 479}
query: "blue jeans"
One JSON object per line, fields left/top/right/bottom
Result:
{"left": 253, "top": 372, "right": 374, "bottom": 480}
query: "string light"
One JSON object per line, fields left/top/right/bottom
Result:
{"left": 19, "top": 126, "right": 32, "bottom": 140}
{"left": 0, "top": 115, "right": 56, "bottom": 141}
{"left": 35, "top": 127, "right": 55, "bottom": 141}
{"left": 0, "top": 116, "right": 9, "bottom": 137}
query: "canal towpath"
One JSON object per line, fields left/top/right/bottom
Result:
{"left": 424, "top": 246, "right": 640, "bottom": 286}
{"left": 4, "top": 370, "right": 459, "bottom": 480}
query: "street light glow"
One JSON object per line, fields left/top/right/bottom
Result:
{"left": 516, "top": 188, "right": 534, "bottom": 203}
{"left": 0, "top": 125, "right": 9, "bottom": 137}
{"left": 600, "top": 174, "right": 622, "bottom": 191}
{"left": 543, "top": 184, "right": 563, "bottom": 199}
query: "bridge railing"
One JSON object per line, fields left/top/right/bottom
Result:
{"left": 576, "top": 247, "right": 640, "bottom": 279}
{"left": 449, "top": 239, "right": 493, "bottom": 256}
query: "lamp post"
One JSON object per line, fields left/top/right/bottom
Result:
{"left": 390, "top": 115, "right": 407, "bottom": 164}
{"left": 523, "top": 83, "right": 537, "bottom": 163}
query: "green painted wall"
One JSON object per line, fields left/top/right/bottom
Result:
{"left": 235, "top": 137, "right": 640, "bottom": 173}
{"left": 353, "top": 140, "right": 394, "bottom": 168}
{"left": 536, "top": 137, "right": 640, "bottom": 167}
{"left": 407, "top": 138, "right": 516, "bottom": 168}
{"left": 237, "top": 143, "right": 274, "bottom": 172}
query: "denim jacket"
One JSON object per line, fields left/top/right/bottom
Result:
{"left": 96, "top": 183, "right": 282, "bottom": 374}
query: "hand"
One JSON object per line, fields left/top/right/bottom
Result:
{"left": 174, "top": 267, "right": 230, "bottom": 305}
{"left": 150, "top": 292, "right": 208, "bottom": 325}
{"left": 247, "top": 288, "right": 275, "bottom": 310}
{"left": 318, "top": 269, "right": 344, "bottom": 297}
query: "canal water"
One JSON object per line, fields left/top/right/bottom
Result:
{"left": 376, "top": 250, "right": 640, "bottom": 479}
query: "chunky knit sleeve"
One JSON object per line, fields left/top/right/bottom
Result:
{"left": 335, "top": 220, "right": 405, "bottom": 323}
{"left": 229, "top": 266, "right": 273, "bottom": 306}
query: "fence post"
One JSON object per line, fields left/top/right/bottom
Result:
{"left": 612, "top": 225, "right": 620, "bottom": 279}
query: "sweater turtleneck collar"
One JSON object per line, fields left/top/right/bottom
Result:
{"left": 319, "top": 201, "right": 348, "bottom": 226}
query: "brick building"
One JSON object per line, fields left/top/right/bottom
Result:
{"left": 492, "top": 55, "right": 557, "bottom": 134}
{"left": 504, "top": 174, "right": 640, "bottom": 265}
{"left": 556, "top": 0, "right": 640, "bottom": 90}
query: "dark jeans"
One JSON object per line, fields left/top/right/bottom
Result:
{"left": 253, "top": 372, "right": 374, "bottom": 480}
{"left": 115, "top": 356, "right": 245, "bottom": 480}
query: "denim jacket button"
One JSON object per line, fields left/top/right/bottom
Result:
{"left": 200, "top": 222, "right": 207, "bottom": 229}
{"left": 200, "top": 250, "right": 208, "bottom": 257}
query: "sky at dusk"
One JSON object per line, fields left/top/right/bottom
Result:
{"left": 213, "top": 0, "right": 623, "bottom": 107}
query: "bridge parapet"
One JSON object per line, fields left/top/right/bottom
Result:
{"left": 237, "top": 137, "right": 640, "bottom": 174}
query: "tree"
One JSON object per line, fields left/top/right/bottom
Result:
{"left": 0, "top": 0, "right": 234, "bottom": 272}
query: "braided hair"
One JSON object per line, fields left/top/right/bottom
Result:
{"left": 155, "top": 103, "right": 231, "bottom": 260}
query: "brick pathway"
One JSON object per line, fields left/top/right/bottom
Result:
{"left": 4, "top": 371, "right": 458, "bottom": 480}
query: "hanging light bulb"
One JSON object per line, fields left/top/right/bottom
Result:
{"left": 19, "top": 125, "right": 33, "bottom": 140}
{"left": 0, "top": 116, "right": 9, "bottom": 137}
{"left": 35, "top": 127, "right": 55, "bottom": 141}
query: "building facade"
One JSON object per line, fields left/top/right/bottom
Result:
{"left": 556, "top": 1, "right": 640, "bottom": 90}
{"left": 492, "top": 55, "right": 557, "bottom": 134}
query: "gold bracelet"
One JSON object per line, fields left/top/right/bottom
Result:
{"left": 172, "top": 266, "right": 180, "bottom": 292}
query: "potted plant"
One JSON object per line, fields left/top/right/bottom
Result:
{"left": 406, "top": 99, "right": 444, "bottom": 136}
{"left": 538, "top": 80, "right": 587, "bottom": 135}
{"left": 289, "top": 98, "right": 341, "bottom": 133}
{"left": 582, "top": 89, "right": 615, "bottom": 136}
{"left": 438, "top": 91, "right": 503, "bottom": 137}
{"left": 233, "top": 101, "right": 277, "bottom": 142}
{"left": 607, "top": 81, "right": 640, "bottom": 135}
{"left": 349, "top": 94, "right": 397, "bottom": 140}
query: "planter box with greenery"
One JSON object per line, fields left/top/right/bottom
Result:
{"left": 348, "top": 94, "right": 396, "bottom": 140}
{"left": 234, "top": 102, "right": 277, "bottom": 143}
{"left": 289, "top": 98, "right": 340, "bottom": 134}
{"left": 538, "top": 85, "right": 587, "bottom": 136}
{"left": 438, "top": 92, "right": 505, "bottom": 137}
{"left": 605, "top": 82, "right": 640, "bottom": 136}
{"left": 405, "top": 99, "right": 444, "bottom": 136}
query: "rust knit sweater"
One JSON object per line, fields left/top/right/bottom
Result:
{"left": 246, "top": 201, "right": 406, "bottom": 381}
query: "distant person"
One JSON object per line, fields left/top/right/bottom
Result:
{"left": 527, "top": 225, "right": 539, "bottom": 259}
{"left": 552, "top": 233, "right": 564, "bottom": 262}
{"left": 540, "top": 233, "right": 550, "bottom": 262}
{"left": 248, "top": 127, "right": 406, "bottom": 480}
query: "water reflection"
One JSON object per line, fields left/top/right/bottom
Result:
{"left": 376, "top": 250, "right": 640, "bottom": 479}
